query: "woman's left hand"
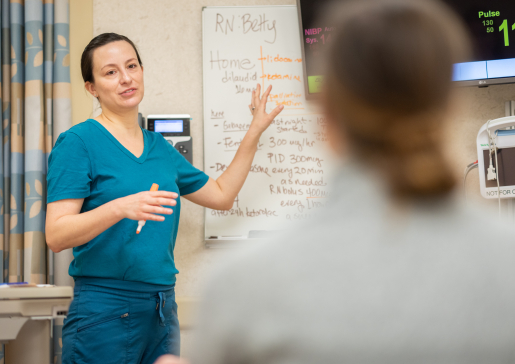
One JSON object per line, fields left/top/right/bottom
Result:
{"left": 248, "top": 83, "right": 284, "bottom": 134}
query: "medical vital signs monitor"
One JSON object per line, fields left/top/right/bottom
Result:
{"left": 477, "top": 116, "right": 515, "bottom": 199}
{"left": 297, "top": 0, "right": 515, "bottom": 96}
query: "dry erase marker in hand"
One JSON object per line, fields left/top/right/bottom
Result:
{"left": 136, "top": 183, "right": 159, "bottom": 234}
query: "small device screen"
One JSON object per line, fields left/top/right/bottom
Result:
{"left": 154, "top": 120, "right": 184, "bottom": 133}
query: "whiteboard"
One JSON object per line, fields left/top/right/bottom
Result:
{"left": 202, "top": 6, "right": 334, "bottom": 240}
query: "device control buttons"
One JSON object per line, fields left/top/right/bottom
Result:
{"left": 167, "top": 140, "right": 173, "bottom": 145}
{"left": 177, "top": 145, "right": 188, "bottom": 154}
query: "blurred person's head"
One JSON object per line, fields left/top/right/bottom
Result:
{"left": 322, "top": 0, "right": 470, "bottom": 199}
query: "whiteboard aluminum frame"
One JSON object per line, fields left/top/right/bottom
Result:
{"left": 205, "top": 237, "right": 268, "bottom": 248}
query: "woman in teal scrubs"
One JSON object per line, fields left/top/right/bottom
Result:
{"left": 45, "top": 33, "right": 283, "bottom": 364}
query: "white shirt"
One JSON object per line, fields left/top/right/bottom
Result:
{"left": 193, "top": 164, "right": 515, "bottom": 364}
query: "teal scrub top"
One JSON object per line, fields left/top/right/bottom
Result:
{"left": 47, "top": 119, "right": 209, "bottom": 285}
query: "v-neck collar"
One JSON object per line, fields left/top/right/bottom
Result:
{"left": 88, "top": 119, "right": 149, "bottom": 164}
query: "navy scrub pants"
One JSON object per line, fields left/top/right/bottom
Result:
{"left": 62, "top": 278, "right": 180, "bottom": 364}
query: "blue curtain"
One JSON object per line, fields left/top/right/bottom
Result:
{"left": 0, "top": 0, "right": 71, "bottom": 362}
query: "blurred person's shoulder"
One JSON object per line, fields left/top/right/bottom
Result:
{"left": 195, "top": 167, "right": 515, "bottom": 364}
{"left": 207, "top": 163, "right": 515, "bottom": 286}
{"left": 203, "top": 169, "right": 515, "bottom": 308}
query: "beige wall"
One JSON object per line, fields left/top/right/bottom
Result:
{"left": 90, "top": 0, "right": 515, "bottom": 300}
{"left": 92, "top": 0, "right": 298, "bottom": 299}
{"left": 89, "top": 0, "right": 515, "bottom": 296}
{"left": 74, "top": 0, "right": 515, "bottom": 358}
{"left": 70, "top": 0, "right": 93, "bottom": 125}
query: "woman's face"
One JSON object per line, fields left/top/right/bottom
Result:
{"left": 86, "top": 40, "right": 144, "bottom": 113}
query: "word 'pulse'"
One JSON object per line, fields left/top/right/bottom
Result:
{"left": 479, "top": 11, "right": 500, "bottom": 18}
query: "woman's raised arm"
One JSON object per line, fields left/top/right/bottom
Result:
{"left": 183, "top": 84, "right": 283, "bottom": 210}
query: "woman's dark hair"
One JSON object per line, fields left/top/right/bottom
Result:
{"left": 81, "top": 32, "right": 143, "bottom": 84}
{"left": 323, "top": 0, "right": 471, "bottom": 198}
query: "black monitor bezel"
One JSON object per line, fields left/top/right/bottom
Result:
{"left": 455, "top": 75, "right": 515, "bottom": 87}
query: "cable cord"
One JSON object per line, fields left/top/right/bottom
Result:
{"left": 463, "top": 161, "right": 478, "bottom": 200}
{"left": 494, "top": 142, "right": 501, "bottom": 217}
{"left": 486, "top": 119, "right": 501, "bottom": 217}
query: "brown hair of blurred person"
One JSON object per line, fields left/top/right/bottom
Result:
{"left": 323, "top": 0, "right": 471, "bottom": 198}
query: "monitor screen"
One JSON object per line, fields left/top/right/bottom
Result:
{"left": 154, "top": 119, "right": 184, "bottom": 133}
{"left": 297, "top": 0, "right": 515, "bottom": 93}
{"left": 448, "top": 1, "right": 515, "bottom": 84}
{"left": 298, "top": 0, "right": 336, "bottom": 97}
